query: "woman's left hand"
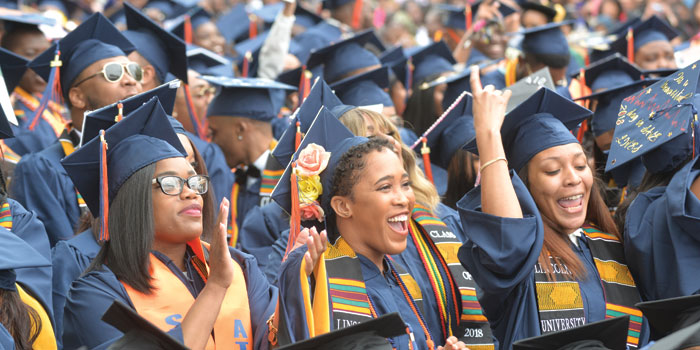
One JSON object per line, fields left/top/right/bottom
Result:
{"left": 437, "top": 336, "right": 469, "bottom": 350}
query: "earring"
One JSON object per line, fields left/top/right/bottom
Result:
{"left": 238, "top": 135, "right": 243, "bottom": 141}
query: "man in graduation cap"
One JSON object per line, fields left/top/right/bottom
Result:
{"left": 11, "top": 12, "right": 143, "bottom": 246}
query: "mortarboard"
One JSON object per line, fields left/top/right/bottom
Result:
{"left": 643, "top": 67, "right": 678, "bottom": 78}
{"left": 101, "top": 300, "right": 188, "bottom": 350}
{"left": 422, "top": 66, "right": 473, "bottom": 111}
{"left": 440, "top": 1, "right": 517, "bottom": 31}
{"left": 0, "top": 8, "right": 56, "bottom": 29}
{"left": 330, "top": 66, "right": 392, "bottom": 108}
{"left": 143, "top": 0, "right": 182, "bottom": 21}
{"left": 294, "top": 5, "right": 324, "bottom": 29}
{"left": 0, "top": 227, "right": 51, "bottom": 291}
{"left": 423, "top": 94, "right": 474, "bottom": 169}
{"left": 379, "top": 46, "right": 409, "bottom": 90}
{"left": 277, "top": 312, "right": 407, "bottom": 350}
{"left": 124, "top": 2, "right": 188, "bottom": 84}
{"left": 203, "top": 76, "right": 296, "bottom": 122}
{"left": 520, "top": 20, "right": 572, "bottom": 57}
{"left": 62, "top": 97, "right": 186, "bottom": 221}
{"left": 407, "top": 41, "right": 456, "bottom": 84}
{"left": 81, "top": 80, "right": 181, "bottom": 146}
{"left": 637, "top": 294, "right": 700, "bottom": 343}
{"left": 170, "top": 7, "right": 213, "bottom": 39}
{"left": 216, "top": 4, "right": 250, "bottom": 44}
{"left": 0, "top": 47, "right": 28, "bottom": 94}
{"left": 573, "top": 53, "right": 643, "bottom": 92}
{"left": 29, "top": 12, "right": 136, "bottom": 100}
{"left": 276, "top": 66, "right": 304, "bottom": 87}
{"left": 520, "top": 1, "right": 557, "bottom": 22}
{"left": 307, "top": 29, "right": 384, "bottom": 84}
{"left": 648, "top": 321, "right": 700, "bottom": 350}
{"left": 253, "top": 2, "right": 284, "bottom": 25}
{"left": 272, "top": 78, "right": 343, "bottom": 167}
{"left": 271, "top": 106, "right": 367, "bottom": 217}
{"left": 233, "top": 30, "right": 269, "bottom": 77}
{"left": 605, "top": 61, "right": 700, "bottom": 174}
{"left": 186, "top": 45, "right": 232, "bottom": 76}
{"left": 608, "top": 15, "right": 679, "bottom": 54}
{"left": 322, "top": 0, "right": 355, "bottom": 10}
{"left": 290, "top": 22, "right": 342, "bottom": 64}
{"left": 464, "top": 87, "right": 592, "bottom": 172}
{"left": 608, "top": 17, "right": 642, "bottom": 38}
{"left": 512, "top": 316, "right": 630, "bottom": 350}
{"left": 505, "top": 67, "right": 555, "bottom": 113}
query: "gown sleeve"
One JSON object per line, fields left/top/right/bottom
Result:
{"left": 274, "top": 246, "right": 312, "bottom": 345}
{"left": 265, "top": 228, "right": 289, "bottom": 283}
{"left": 239, "top": 203, "right": 288, "bottom": 273}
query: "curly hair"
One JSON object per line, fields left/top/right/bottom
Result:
{"left": 330, "top": 137, "right": 394, "bottom": 200}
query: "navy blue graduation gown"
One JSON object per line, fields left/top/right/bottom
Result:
{"left": 7, "top": 198, "right": 54, "bottom": 328}
{"left": 235, "top": 175, "right": 264, "bottom": 230}
{"left": 239, "top": 202, "right": 288, "bottom": 274}
{"left": 456, "top": 172, "right": 647, "bottom": 349}
{"left": 51, "top": 229, "right": 100, "bottom": 348}
{"left": 0, "top": 324, "right": 14, "bottom": 349}
{"left": 624, "top": 156, "right": 700, "bottom": 300}
{"left": 5, "top": 100, "right": 60, "bottom": 155}
{"left": 185, "top": 131, "right": 233, "bottom": 208}
{"left": 11, "top": 141, "right": 81, "bottom": 246}
{"left": 416, "top": 158, "right": 448, "bottom": 196}
{"left": 63, "top": 247, "right": 278, "bottom": 350}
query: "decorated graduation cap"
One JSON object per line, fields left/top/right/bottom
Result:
{"left": 203, "top": 76, "right": 296, "bottom": 122}
{"left": 29, "top": 12, "right": 135, "bottom": 101}
{"left": 307, "top": 29, "right": 384, "bottom": 84}
{"left": 505, "top": 67, "right": 556, "bottom": 113}
{"left": 124, "top": 2, "right": 188, "bottom": 84}
{"left": 464, "top": 87, "right": 592, "bottom": 172}
{"left": 423, "top": 93, "right": 473, "bottom": 169}
{"left": 605, "top": 60, "right": 700, "bottom": 174}
{"left": 408, "top": 41, "right": 456, "bottom": 84}
{"left": 330, "top": 66, "right": 392, "bottom": 108}
{"left": 573, "top": 53, "right": 643, "bottom": 92}
{"left": 278, "top": 312, "right": 406, "bottom": 350}
{"left": 637, "top": 294, "right": 700, "bottom": 343}
{"left": 609, "top": 15, "right": 678, "bottom": 59}
{"left": 520, "top": 20, "right": 572, "bottom": 57}
{"left": 61, "top": 97, "right": 186, "bottom": 241}
{"left": 520, "top": 1, "right": 557, "bottom": 22}
{"left": 81, "top": 80, "right": 181, "bottom": 145}
{"left": 440, "top": 1, "right": 517, "bottom": 31}
{"left": 101, "top": 300, "right": 188, "bottom": 350}
{"left": 186, "top": 45, "right": 233, "bottom": 76}
{"left": 512, "top": 316, "right": 630, "bottom": 350}
{"left": 272, "top": 77, "right": 343, "bottom": 167}
{"left": 0, "top": 227, "right": 51, "bottom": 292}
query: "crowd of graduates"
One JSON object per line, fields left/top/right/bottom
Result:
{"left": 2, "top": 0, "right": 700, "bottom": 348}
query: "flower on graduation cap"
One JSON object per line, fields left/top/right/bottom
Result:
{"left": 296, "top": 143, "right": 330, "bottom": 177}
{"left": 298, "top": 174, "right": 322, "bottom": 204}
{"left": 300, "top": 202, "right": 325, "bottom": 222}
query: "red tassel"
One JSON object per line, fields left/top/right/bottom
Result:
{"left": 99, "top": 130, "right": 109, "bottom": 241}
{"left": 465, "top": 5, "right": 472, "bottom": 31}
{"left": 301, "top": 70, "right": 311, "bottom": 102}
{"left": 29, "top": 49, "right": 63, "bottom": 131}
{"left": 184, "top": 15, "right": 193, "bottom": 44}
{"left": 284, "top": 162, "right": 301, "bottom": 260}
{"left": 249, "top": 14, "right": 258, "bottom": 39}
{"left": 183, "top": 84, "right": 207, "bottom": 140}
{"left": 421, "top": 137, "right": 434, "bottom": 184}
{"left": 242, "top": 51, "right": 252, "bottom": 78}
{"left": 294, "top": 121, "right": 302, "bottom": 151}
{"left": 351, "top": 0, "right": 363, "bottom": 30}
{"left": 576, "top": 119, "right": 588, "bottom": 143}
{"left": 627, "top": 27, "right": 634, "bottom": 63}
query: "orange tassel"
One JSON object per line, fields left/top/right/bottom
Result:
{"left": 576, "top": 119, "right": 588, "bottom": 143}
{"left": 351, "top": 0, "right": 363, "bottom": 30}
{"left": 302, "top": 70, "right": 312, "bottom": 102}
{"left": 294, "top": 121, "right": 302, "bottom": 151}
{"left": 228, "top": 178, "right": 240, "bottom": 246}
{"left": 421, "top": 137, "right": 434, "bottom": 184}
{"left": 183, "top": 84, "right": 207, "bottom": 140}
{"left": 184, "top": 15, "right": 193, "bottom": 44}
{"left": 627, "top": 27, "right": 634, "bottom": 63}
{"left": 99, "top": 130, "right": 109, "bottom": 241}
{"left": 115, "top": 103, "right": 123, "bottom": 122}
{"left": 433, "top": 30, "right": 443, "bottom": 42}
{"left": 242, "top": 51, "right": 252, "bottom": 78}
{"left": 249, "top": 14, "right": 258, "bottom": 39}
{"left": 584, "top": 50, "right": 590, "bottom": 66}
{"left": 285, "top": 162, "right": 301, "bottom": 260}
{"left": 465, "top": 5, "right": 472, "bottom": 31}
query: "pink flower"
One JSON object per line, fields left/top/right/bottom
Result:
{"left": 297, "top": 143, "right": 330, "bottom": 177}
{"left": 300, "top": 202, "right": 325, "bottom": 222}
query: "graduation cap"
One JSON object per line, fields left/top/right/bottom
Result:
{"left": 81, "top": 80, "right": 181, "bottom": 145}
{"left": 170, "top": 7, "right": 213, "bottom": 39}
{"left": 272, "top": 78, "right": 343, "bottom": 167}
{"left": 520, "top": 1, "right": 558, "bottom": 22}
{"left": 216, "top": 4, "right": 251, "bottom": 44}
{"left": 608, "top": 15, "right": 679, "bottom": 55}
{"left": 0, "top": 47, "right": 28, "bottom": 94}
{"left": 0, "top": 8, "right": 57, "bottom": 28}
{"left": 648, "top": 320, "right": 700, "bottom": 350}
{"left": 422, "top": 66, "right": 473, "bottom": 111}
{"left": 203, "top": 76, "right": 296, "bottom": 122}
{"left": 573, "top": 53, "right": 643, "bottom": 92}
{"left": 637, "top": 294, "right": 700, "bottom": 343}
{"left": 330, "top": 66, "right": 392, "bottom": 108}
{"left": 520, "top": 20, "right": 572, "bottom": 57}
{"left": 271, "top": 105, "right": 366, "bottom": 217}
{"left": 294, "top": 5, "right": 324, "bottom": 29}
{"left": 186, "top": 45, "right": 232, "bottom": 76}
{"left": 440, "top": 1, "right": 517, "bottom": 31}
{"left": 0, "top": 227, "right": 51, "bottom": 292}
{"left": 62, "top": 97, "right": 186, "bottom": 241}
{"left": 142, "top": 0, "right": 183, "bottom": 21}
{"left": 423, "top": 94, "right": 473, "bottom": 169}
{"left": 233, "top": 30, "right": 269, "bottom": 77}
{"left": 322, "top": 0, "right": 355, "bottom": 10}
{"left": 464, "top": 87, "right": 592, "bottom": 172}
{"left": 124, "top": 2, "right": 188, "bottom": 84}
{"left": 101, "top": 300, "right": 188, "bottom": 350}
{"left": 504, "top": 67, "right": 556, "bottom": 113}
{"left": 29, "top": 12, "right": 136, "bottom": 100}
{"left": 408, "top": 41, "right": 456, "bottom": 84}
{"left": 608, "top": 17, "right": 642, "bottom": 38}
{"left": 277, "top": 312, "right": 407, "bottom": 350}
{"left": 605, "top": 61, "right": 700, "bottom": 174}
{"left": 379, "top": 46, "right": 409, "bottom": 89}
{"left": 307, "top": 29, "right": 384, "bottom": 84}
{"left": 290, "top": 22, "right": 342, "bottom": 64}
{"left": 643, "top": 67, "right": 678, "bottom": 78}
{"left": 253, "top": 2, "right": 284, "bottom": 24}
{"left": 512, "top": 316, "right": 630, "bottom": 350}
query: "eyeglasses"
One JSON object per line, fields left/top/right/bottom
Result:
{"left": 194, "top": 85, "right": 216, "bottom": 98}
{"left": 152, "top": 174, "right": 210, "bottom": 196}
{"left": 74, "top": 62, "right": 143, "bottom": 87}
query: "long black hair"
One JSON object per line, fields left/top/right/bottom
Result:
{"left": 0, "top": 289, "right": 42, "bottom": 350}
{"left": 403, "top": 73, "right": 442, "bottom": 135}
{"left": 444, "top": 150, "right": 478, "bottom": 210}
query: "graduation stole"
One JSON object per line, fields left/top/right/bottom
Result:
{"left": 534, "top": 225, "right": 643, "bottom": 349}
{"left": 58, "top": 128, "right": 89, "bottom": 216}
{"left": 14, "top": 87, "right": 65, "bottom": 136}
{"left": 123, "top": 240, "right": 253, "bottom": 350}
{"left": 408, "top": 205, "right": 495, "bottom": 350}
{"left": 0, "top": 140, "right": 21, "bottom": 164}
{"left": 0, "top": 202, "right": 11, "bottom": 230}
{"left": 303, "top": 237, "right": 434, "bottom": 349}
{"left": 258, "top": 155, "right": 285, "bottom": 206}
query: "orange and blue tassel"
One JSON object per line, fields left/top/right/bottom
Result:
{"left": 29, "top": 45, "right": 62, "bottom": 131}
{"left": 99, "top": 130, "right": 110, "bottom": 241}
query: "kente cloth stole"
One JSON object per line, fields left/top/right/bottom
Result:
{"left": 0, "top": 202, "right": 11, "bottom": 230}
{"left": 259, "top": 140, "right": 283, "bottom": 205}
{"left": 59, "top": 129, "right": 89, "bottom": 216}
{"left": 409, "top": 205, "right": 495, "bottom": 350}
{"left": 534, "top": 225, "right": 643, "bottom": 349}
{"left": 0, "top": 140, "right": 21, "bottom": 164}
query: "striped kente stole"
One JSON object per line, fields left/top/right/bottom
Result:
{"left": 534, "top": 225, "right": 643, "bottom": 349}
{"left": 258, "top": 141, "right": 282, "bottom": 206}
{"left": 0, "top": 202, "right": 11, "bottom": 230}
{"left": 409, "top": 205, "right": 494, "bottom": 349}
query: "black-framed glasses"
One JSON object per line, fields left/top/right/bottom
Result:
{"left": 152, "top": 175, "right": 210, "bottom": 196}
{"left": 74, "top": 62, "right": 143, "bottom": 87}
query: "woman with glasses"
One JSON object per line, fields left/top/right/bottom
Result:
{"left": 58, "top": 98, "right": 299, "bottom": 349}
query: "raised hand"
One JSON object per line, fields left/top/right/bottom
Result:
{"left": 437, "top": 336, "right": 470, "bottom": 350}
{"left": 208, "top": 198, "right": 235, "bottom": 289}
{"left": 469, "top": 65, "right": 512, "bottom": 136}
{"left": 294, "top": 226, "right": 328, "bottom": 276}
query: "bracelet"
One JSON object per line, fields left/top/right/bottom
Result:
{"left": 480, "top": 157, "right": 507, "bottom": 173}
